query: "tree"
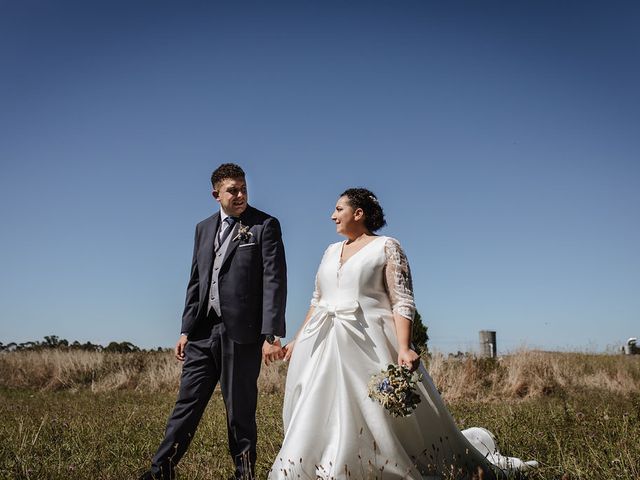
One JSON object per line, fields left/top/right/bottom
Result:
{"left": 104, "top": 341, "right": 140, "bottom": 353}
{"left": 43, "top": 335, "right": 60, "bottom": 348}
{"left": 43, "top": 335, "right": 68, "bottom": 349}
{"left": 412, "top": 310, "right": 429, "bottom": 354}
{"left": 18, "top": 341, "right": 35, "bottom": 351}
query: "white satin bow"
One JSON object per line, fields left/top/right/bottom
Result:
{"left": 303, "top": 300, "right": 360, "bottom": 336}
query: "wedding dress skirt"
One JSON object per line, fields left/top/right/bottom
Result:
{"left": 269, "top": 237, "right": 536, "bottom": 479}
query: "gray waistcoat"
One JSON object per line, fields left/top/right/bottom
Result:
{"left": 207, "top": 223, "right": 236, "bottom": 317}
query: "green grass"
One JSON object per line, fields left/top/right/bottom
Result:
{"left": 1, "top": 388, "right": 638, "bottom": 479}
{"left": 0, "top": 389, "right": 283, "bottom": 479}
{"left": 450, "top": 391, "right": 640, "bottom": 479}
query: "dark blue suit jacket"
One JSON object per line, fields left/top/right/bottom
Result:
{"left": 180, "top": 205, "right": 287, "bottom": 344}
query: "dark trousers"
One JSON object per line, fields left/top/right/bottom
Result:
{"left": 151, "top": 314, "right": 262, "bottom": 479}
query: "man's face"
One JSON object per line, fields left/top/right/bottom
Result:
{"left": 213, "top": 177, "right": 248, "bottom": 217}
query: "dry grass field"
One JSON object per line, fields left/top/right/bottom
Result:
{"left": 1, "top": 350, "right": 639, "bottom": 479}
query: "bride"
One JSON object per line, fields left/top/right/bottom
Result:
{"left": 269, "top": 188, "right": 536, "bottom": 479}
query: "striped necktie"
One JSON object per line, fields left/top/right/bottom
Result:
{"left": 217, "top": 216, "right": 237, "bottom": 247}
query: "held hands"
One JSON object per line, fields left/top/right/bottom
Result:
{"left": 398, "top": 347, "right": 420, "bottom": 372}
{"left": 262, "top": 339, "right": 285, "bottom": 365}
{"left": 175, "top": 335, "right": 188, "bottom": 361}
{"left": 283, "top": 340, "right": 295, "bottom": 362}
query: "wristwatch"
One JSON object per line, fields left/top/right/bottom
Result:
{"left": 265, "top": 335, "right": 280, "bottom": 345}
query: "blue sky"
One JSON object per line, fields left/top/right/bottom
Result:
{"left": 1, "top": 0, "right": 638, "bottom": 353}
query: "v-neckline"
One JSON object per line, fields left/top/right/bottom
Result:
{"left": 338, "top": 236, "right": 385, "bottom": 269}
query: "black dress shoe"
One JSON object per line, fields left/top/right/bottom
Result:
{"left": 138, "top": 470, "right": 175, "bottom": 480}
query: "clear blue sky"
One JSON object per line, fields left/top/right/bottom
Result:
{"left": 1, "top": 0, "right": 638, "bottom": 353}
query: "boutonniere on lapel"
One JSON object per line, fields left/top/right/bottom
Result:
{"left": 232, "top": 222, "right": 253, "bottom": 242}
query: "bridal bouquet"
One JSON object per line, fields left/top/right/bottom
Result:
{"left": 368, "top": 364, "right": 422, "bottom": 417}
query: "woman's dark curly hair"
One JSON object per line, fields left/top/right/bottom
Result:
{"left": 340, "top": 188, "right": 386, "bottom": 232}
{"left": 211, "top": 163, "right": 245, "bottom": 189}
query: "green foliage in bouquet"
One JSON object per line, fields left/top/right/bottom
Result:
{"left": 368, "top": 364, "right": 422, "bottom": 417}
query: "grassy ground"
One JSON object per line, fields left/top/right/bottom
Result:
{"left": 1, "top": 351, "right": 639, "bottom": 479}
{"left": 1, "top": 387, "right": 639, "bottom": 479}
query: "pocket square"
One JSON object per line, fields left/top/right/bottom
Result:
{"left": 238, "top": 243, "right": 257, "bottom": 248}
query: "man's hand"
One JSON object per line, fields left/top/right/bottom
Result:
{"left": 262, "top": 339, "right": 284, "bottom": 366}
{"left": 175, "top": 335, "right": 188, "bottom": 361}
{"left": 397, "top": 347, "right": 420, "bottom": 372}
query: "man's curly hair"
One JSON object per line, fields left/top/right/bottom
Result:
{"left": 340, "top": 187, "right": 386, "bottom": 232}
{"left": 211, "top": 163, "right": 245, "bottom": 189}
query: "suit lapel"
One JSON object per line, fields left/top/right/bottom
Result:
{"left": 221, "top": 221, "right": 242, "bottom": 266}
{"left": 202, "top": 214, "right": 220, "bottom": 287}
{"left": 221, "top": 206, "right": 254, "bottom": 267}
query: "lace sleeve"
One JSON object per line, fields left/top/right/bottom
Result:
{"left": 383, "top": 238, "right": 416, "bottom": 321}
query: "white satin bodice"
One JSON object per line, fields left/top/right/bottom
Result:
{"left": 312, "top": 236, "right": 415, "bottom": 320}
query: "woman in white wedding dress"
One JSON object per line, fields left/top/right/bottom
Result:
{"left": 269, "top": 189, "right": 536, "bottom": 480}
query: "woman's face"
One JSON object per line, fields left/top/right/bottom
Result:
{"left": 331, "top": 196, "right": 362, "bottom": 236}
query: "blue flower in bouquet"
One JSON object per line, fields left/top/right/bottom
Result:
{"left": 378, "top": 378, "right": 393, "bottom": 393}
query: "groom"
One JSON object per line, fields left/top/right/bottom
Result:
{"left": 140, "top": 163, "right": 287, "bottom": 480}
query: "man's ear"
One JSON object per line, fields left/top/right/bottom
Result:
{"left": 212, "top": 190, "right": 220, "bottom": 200}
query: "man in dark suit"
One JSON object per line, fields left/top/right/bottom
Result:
{"left": 140, "top": 163, "right": 287, "bottom": 480}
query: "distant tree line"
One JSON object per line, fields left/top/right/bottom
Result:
{"left": 0, "top": 335, "right": 166, "bottom": 353}
{"left": 2, "top": 313, "right": 429, "bottom": 355}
